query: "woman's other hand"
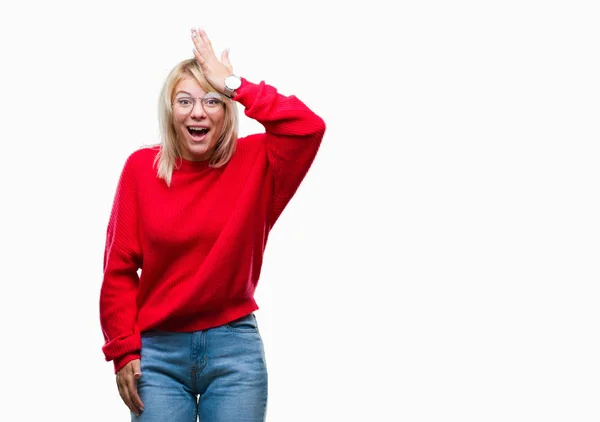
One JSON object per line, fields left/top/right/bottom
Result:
{"left": 116, "top": 359, "right": 144, "bottom": 416}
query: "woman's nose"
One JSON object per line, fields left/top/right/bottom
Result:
{"left": 190, "top": 99, "right": 206, "bottom": 117}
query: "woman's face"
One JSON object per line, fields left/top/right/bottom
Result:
{"left": 172, "top": 76, "right": 225, "bottom": 161}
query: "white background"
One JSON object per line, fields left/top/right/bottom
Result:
{"left": 0, "top": 0, "right": 599, "bottom": 421}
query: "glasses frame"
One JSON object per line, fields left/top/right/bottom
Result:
{"left": 172, "top": 94, "right": 225, "bottom": 114}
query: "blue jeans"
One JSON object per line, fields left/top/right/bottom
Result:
{"left": 133, "top": 313, "right": 268, "bottom": 421}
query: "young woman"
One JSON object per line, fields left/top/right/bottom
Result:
{"left": 100, "top": 27, "right": 326, "bottom": 421}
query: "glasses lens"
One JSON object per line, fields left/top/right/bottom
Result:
{"left": 174, "top": 98, "right": 194, "bottom": 113}
{"left": 202, "top": 98, "right": 222, "bottom": 112}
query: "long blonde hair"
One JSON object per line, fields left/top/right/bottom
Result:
{"left": 154, "top": 58, "right": 239, "bottom": 186}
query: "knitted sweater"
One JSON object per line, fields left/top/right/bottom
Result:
{"left": 100, "top": 78, "right": 325, "bottom": 372}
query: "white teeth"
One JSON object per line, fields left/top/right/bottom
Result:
{"left": 189, "top": 127, "right": 208, "bottom": 131}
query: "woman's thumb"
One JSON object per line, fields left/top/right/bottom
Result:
{"left": 221, "top": 48, "right": 231, "bottom": 68}
{"left": 132, "top": 359, "right": 142, "bottom": 379}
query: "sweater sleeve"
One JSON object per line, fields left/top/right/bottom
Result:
{"left": 99, "top": 153, "right": 143, "bottom": 373}
{"left": 234, "top": 78, "right": 326, "bottom": 226}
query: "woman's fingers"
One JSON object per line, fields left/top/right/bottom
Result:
{"left": 192, "top": 47, "right": 205, "bottom": 65}
{"left": 197, "top": 28, "right": 214, "bottom": 53}
{"left": 127, "top": 372, "right": 144, "bottom": 414}
{"left": 129, "top": 360, "right": 144, "bottom": 414}
{"left": 191, "top": 28, "right": 215, "bottom": 60}
{"left": 116, "top": 360, "right": 144, "bottom": 416}
{"left": 117, "top": 375, "right": 139, "bottom": 416}
{"left": 191, "top": 29, "right": 205, "bottom": 64}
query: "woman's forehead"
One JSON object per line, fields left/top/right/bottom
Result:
{"left": 174, "top": 76, "right": 207, "bottom": 96}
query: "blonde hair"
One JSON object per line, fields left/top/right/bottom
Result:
{"left": 154, "top": 58, "right": 239, "bottom": 186}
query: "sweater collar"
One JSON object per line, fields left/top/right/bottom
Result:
{"left": 175, "top": 156, "right": 212, "bottom": 172}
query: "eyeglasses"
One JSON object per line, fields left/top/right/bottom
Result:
{"left": 173, "top": 95, "right": 224, "bottom": 114}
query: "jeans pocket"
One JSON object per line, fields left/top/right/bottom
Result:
{"left": 225, "top": 313, "right": 259, "bottom": 333}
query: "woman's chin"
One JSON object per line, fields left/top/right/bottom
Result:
{"left": 182, "top": 143, "right": 214, "bottom": 161}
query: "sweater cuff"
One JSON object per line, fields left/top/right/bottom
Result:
{"left": 233, "top": 78, "right": 262, "bottom": 107}
{"left": 113, "top": 352, "right": 141, "bottom": 374}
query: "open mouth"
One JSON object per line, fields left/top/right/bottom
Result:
{"left": 187, "top": 126, "right": 209, "bottom": 141}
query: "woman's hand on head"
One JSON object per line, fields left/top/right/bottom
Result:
{"left": 191, "top": 28, "right": 233, "bottom": 95}
{"left": 116, "top": 359, "right": 144, "bottom": 416}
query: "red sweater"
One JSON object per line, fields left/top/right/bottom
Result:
{"left": 100, "top": 78, "right": 325, "bottom": 372}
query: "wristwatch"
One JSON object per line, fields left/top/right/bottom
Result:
{"left": 224, "top": 75, "right": 242, "bottom": 98}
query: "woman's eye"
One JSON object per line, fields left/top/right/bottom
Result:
{"left": 178, "top": 99, "right": 192, "bottom": 105}
{"left": 206, "top": 99, "right": 219, "bottom": 106}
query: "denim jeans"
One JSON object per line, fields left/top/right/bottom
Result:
{"left": 132, "top": 313, "right": 268, "bottom": 421}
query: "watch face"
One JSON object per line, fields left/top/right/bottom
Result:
{"left": 226, "top": 75, "right": 242, "bottom": 90}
